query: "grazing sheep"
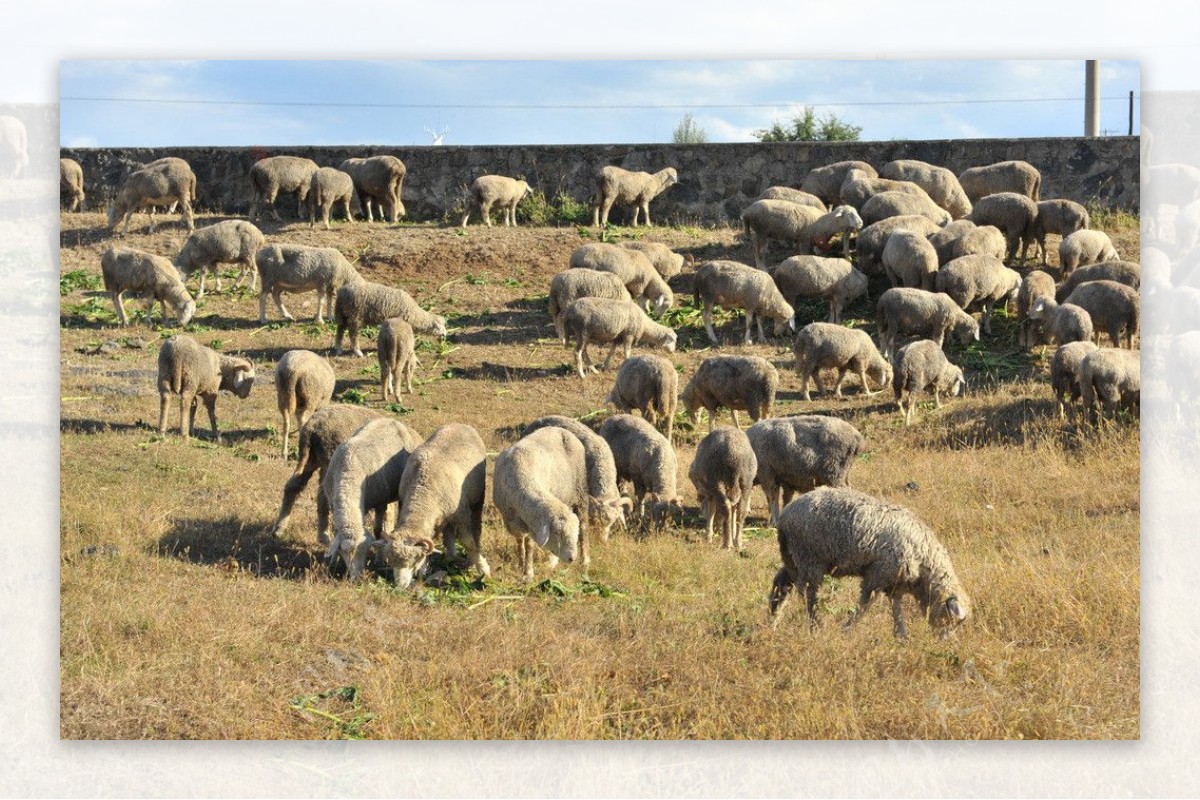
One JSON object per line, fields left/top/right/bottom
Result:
{"left": 688, "top": 427, "right": 757, "bottom": 550}
{"left": 0, "top": 115, "right": 28, "bottom": 178}
{"left": 756, "top": 186, "right": 827, "bottom": 211}
{"left": 494, "top": 427, "right": 588, "bottom": 580}
{"left": 377, "top": 318, "right": 418, "bottom": 402}
{"left": 1024, "top": 199, "right": 1090, "bottom": 264}
{"left": 334, "top": 281, "right": 447, "bottom": 357}
{"left": 878, "top": 160, "right": 972, "bottom": 219}
{"left": 1059, "top": 229, "right": 1120, "bottom": 276}
{"left": 248, "top": 156, "right": 320, "bottom": 221}
{"left": 680, "top": 355, "right": 779, "bottom": 432}
{"left": 461, "top": 175, "right": 532, "bottom": 227}
{"left": 619, "top": 240, "right": 688, "bottom": 280}
{"left": 256, "top": 243, "right": 363, "bottom": 325}
{"left": 800, "top": 161, "right": 877, "bottom": 206}
{"left": 693, "top": 260, "right": 795, "bottom": 344}
{"left": 1017, "top": 270, "right": 1057, "bottom": 348}
{"left": 107, "top": 157, "right": 196, "bottom": 235}
{"left": 592, "top": 165, "right": 679, "bottom": 227}
{"left": 562, "top": 297, "right": 677, "bottom": 379}
{"left": 1050, "top": 340, "right": 1099, "bottom": 418}
{"left": 323, "top": 419, "right": 425, "bottom": 580}
{"left": 548, "top": 269, "right": 632, "bottom": 343}
{"left": 1062, "top": 280, "right": 1140, "bottom": 349}
{"left": 605, "top": 354, "right": 679, "bottom": 440}
{"left": 60, "top": 157, "right": 85, "bottom": 211}
{"left": 958, "top": 160, "right": 1041, "bottom": 203}
{"left": 875, "top": 287, "right": 980, "bottom": 359}
{"left": 964, "top": 192, "right": 1038, "bottom": 261}
{"left": 891, "top": 339, "right": 966, "bottom": 425}
{"left": 100, "top": 246, "right": 195, "bottom": 328}
{"left": 933, "top": 254, "right": 1021, "bottom": 334}
{"left": 856, "top": 216, "right": 944, "bottom": 275}
{"left": 744, "top": 415, "right": 865, "bottom": 528}
{"left": 1055, "top": 260, "right": 1140, "bottom": 302}
{"left": 155, "top": 334, "right": 254, "bottom": 443}
{"left": 569, "top": 242, "right": 671, "bottom": 313}
{"left": 770, "top": 255, "right": 867, "bottom": 324}
{"left": 270, "top": 405, "right": 384, "bottom": 542}
{"left": 308, "top": 167, "right": 357, "bottom": 230}
{"left": 859, "top": 190, "right": 952, "bottom": 227}
{"left": 1080, "top": 348, "right": 1141, "bottom": 423}
{"left": 339, "top": 155, "right": 407, "bottom": 223}
{"left": 275, "top": 349, "right": 336, "bottom": 460}
{"left": 173, "top": 220, "right": 265, "bottom": 298}
{"left": 741, "top": 200, "right": 863, "bottom": 267}
{"left": 1027, "top": 299, "right": 1095, "bottom": 346}
{"left": 792, "top": 322, "right": 891, "bottom": 401}
{"left": 882, "top": 229, "right": 939, "bottom": 291}
{"left": 597, "top": 414, "right": 682, "bottom": 527}
{"left": 768, "top": 487, "right": 970, "bottom": 639}
{"left": 928, "top": 220, "right": 1007, "bottom": 266}
{"left": 838, "top": 168, "right": 934, "bottom": 211}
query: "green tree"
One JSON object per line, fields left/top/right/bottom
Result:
{"left": 754, "top": 106, "right": 862, "bottom": 142}
{"left": 672, "top": 112, "right": 708, "bottom": 144}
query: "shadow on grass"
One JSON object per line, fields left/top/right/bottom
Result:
{"left": 157, "top": 514, "right": 322, "bottom": 579}
{"left": 931, "top": 395, "right": 1080, "bottom": 450}
{"left": 451, "top": 360, "right": 574, "bottom": 382}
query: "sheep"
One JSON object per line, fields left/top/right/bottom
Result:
{"left": 270, "top": 405, "right": 383, "bottom": 543}
{"left": 1055, "top": 260, "right": 1140, "bottom": 302}
{"left": 604, "top": 354, "right": 679, "bottom": 440}
{"left": 597, "top": 414, "right": 682, "bottom": 527}
{"left": 1058, "top": 229, "right": 1120, "bottom": 277}
{"left": 339, "top": 155, "right": 408, "bottom": 222}
{"left": 838, "top": 168, "right": 933, "bottom": 211}
{"left": 768, "top": 487, "right": 970, "bottom": 639}
{"left": 1024, "top": 199, "right": 1090, "bottom": 264}
{"left": 964, "top": 192, "right": 1038, "bottom": 261}
{"left": 958, "top": 160, "right": 1042, "bottom": 204}
{"left": 688, "top": 427, "right": 757, "bottom": 550}
{"left": 875, "top": 287, "right": 980, "bottom": 359}
{"left": 1017, "top": 270, "right": 1057, "bottom": 348}
{"left": 569, "top": 243, "right": 671, "bottom": 313}
{"left": 386, "top": 423, "right": 489, "bottom": 585}
{"left": 878, "top": 159, "right": 972, "bottom": 219}
{"left": 891, "top": 339, "right": 966, "bottom": 425}
{"left": 248, "top": 156, "right": 320, "bottom": 221}
{"left": 933, "top": 254, "right": 1021, "bottom": 335}
{"left": 494, "top": 427, "right": 588, "bottom": 580}
{"left": 693, "top": 260, "right": 795, "bottom": 345}
{"left": 755, "top": 186, "right": 826, "bottom": 211}
{"left": 1080, "top": 348, "right": 1141, "bottom": 423}
{"left": 107, "top": 157, "right": 196, "bottom": 235}
{"left": 1061, "top": 280, "right": 1140, "bottom": 349}
{"left": 860, "top": 190, "right": 952, "bottom": 227}
{"left": 377, "top": 318, "right": 418, "bottom": 402}
{"left": 334, "top": 281, "right": 447, "bottom": 357}
{"left": 927, "top": 220, "right": 1007, "bottom": 266}
{"left": 100, "top": 246, "right": 196, "bottom": 328}
{"left": 856, "top": 215, "right": 944, "bottom": 276}
{"left": 680, "top": 355, "right": 779, "bottom": 432}
{"left": 155, "top": 334, "right": 254, "bottom": 443}
{"left": 882, "top": 229, "right": 939, "bottom": 291}
{"left": 799, "top": 161, "right": 877, "bottom": 206}
{"left": 308, "top": 167, "right": 357, "bottom": 230}
{"left": 561, "top": 297, "right": 677, "bottom": 379}
{"left": 741, "top": 200, "right": 863, "bottom": 267}
{"left": 60, "top": 157, "right": 85, "bottom": 211}
{"left": 744, "top": 415, "right": 865, "bottom": 528}
{"left": 1050, "top": 340, "right": 1099, "bottom": 419}
{"left": 0, "top": 115, "right": 28, "bottom": 178}
{"left": 770, "top": 255, "right": 867, "bottom": 324}
{"left": 548, "top": 269, "right": 632, "bottom": 343}
{"left": 274, "top": 349, "right": 336, "bottom": 460}
{"left": 322, "top": 419, "right": 425, "bottom": 580}
{"left": 173, "top": 220, "right": 265, "bottom": 299}
{"left": 255, "top": 243, "right": 363, "bottom": 326}
{"left": 619, "top": 240, "right": 688, "bottom": 280}
{"left": 460, "top": 175, "right": 532, "bottom": 227}
{"left": 792, "top": 322, "right": 891, "bottom": 401}
{"left": 592, "top": 165, "right": 678, "bottom": 227}
{"left": 1027, "top": 299, "right": 1095, "bottom": 346}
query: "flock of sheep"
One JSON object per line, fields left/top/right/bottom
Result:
{"left": 60, "top": 149, "right": 1140, "bottom": 640}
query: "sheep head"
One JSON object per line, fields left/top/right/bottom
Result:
{"left": 219, "top": 356, "right": 256, "bottom": 398}
{"left": 536, "top": 510, "right": 580, "bottom": 565}
{"left": 371, "top": 533, "right": 435, "bottom": 589}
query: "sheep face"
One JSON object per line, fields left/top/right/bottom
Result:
{"left": 177, "top": 299, "right": 196, "bottom": 327}
{"left": 831, "top": 205, "right": 864, "bottom": 233}
{"left": 371, "top": 535, "right": 435, "bottom": 589}
{"left": 772, "top": 316, "right": 791, "bottom": 337}
{"left": 432, "top": 316, "right": 448, "bottom": 340}
{"left": 927, "top": 592, "right": 971, "bottom": 636}
{"left": 536, "top": 511, "right": 580, "bottom": 565}
{"left": 591, "top": 496, "right": 632, "bottom": 535}
{"left": 953, "top": 317, "right": 980, "bottom": 345}
{"left": 219, "top": 360, "right": 256, "bottom": 398}
{"left": 946, "top": 367, "right": 966, "bottom": 397}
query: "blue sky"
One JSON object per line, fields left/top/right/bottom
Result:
{"left": 60, "top": 59, "right": 1141, "bottom": 147}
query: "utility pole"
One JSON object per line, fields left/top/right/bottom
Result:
{"left": 1085, "top": 60, "right": 1100, "bottom": 137}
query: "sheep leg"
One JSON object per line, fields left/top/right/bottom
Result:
{"left": 890, "top": 593, "right": 908, "bottom": 640}
{"left": 111, "top": 291, "right": 129, "bottom": 326}
{"left": 767, "top": 568, "right": 793, "bottom": 623}
{"left": 157, "top": 392, "right": 170, "bottom": 436}
{"left": 348, "top": 323, "right": 364, "bottom": 359}
{"left": 743, "top": 312, "right": 754, "bottom": 345}
{"left": 281, "top": 411, "right": 291, "bottom": 460}
{"left": 812, "top": 370, "right": 827, "bottom": 397}
{"left": 721, "top": 498, "right": 736, "bottom": 549}
{"left": 182, "top": 393, "right": 197, "bottom": 440}
{"left": 203, "top": 395, "right": 221, "bottom": 444}
{"left": 272, "top": 290, "right": 295, "bottom": 322}
{"left": 600, "top": 341, "right": 620, "bottom": 371}
{"left": 800, "top": 369, "right": 812, "bottom": 402}
{"left": 701, "top": 303, "right": 720, "bottom": 345}
{"left": 764, "top": 482, "right": 781, "bottom": 527}
{"left": 731, "top": 409, "right": 741, "bottom": 430}
{"left": 640, "top": 201, "right": 652, "bottom": 227}
{"left": 143, "top": 296, "right": 158, "bottom": 326}
{"left": 755, "top": 314, "right": 766, "bottom": 344}
{"left": 752, "top": 233, "right": 765, "bottom": 269}
{"left": 843, "top": 583, "right": 879, "bottom": 631}
{"left": 212, "top": 266, "right": 223, "bottom": 294}
{"left": 403, "top": 356, "right": 414, "bottom": 394}
{"left": 834, "top": 368, "right": 848, "bottom": 398}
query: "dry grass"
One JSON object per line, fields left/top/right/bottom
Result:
{"left": 60, "top": 212, "right": 1139, "bottom": 739}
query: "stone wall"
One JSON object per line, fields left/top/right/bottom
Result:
{"left": 63, "top": 136, "right": 1139, "bottom": 223}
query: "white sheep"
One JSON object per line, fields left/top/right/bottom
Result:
{"left": 107, "top": 157, "right": 197, "bottom": 235}
{"left": 882, "top": 229, "right": 939, "bottom": 291}
{"left": 693, "top": 259, "right": 795, "bottom": 345}
{"left": 838, "top": 168, "right": 935, "bottom": 211}
{"left": 256, "top": 243, "right": 363, "bottom": 325}
{"left": 933, "top": 254, "right": 1021, "bottom": 335}
{"left": 1027, "top": 299, "right": 1095, "bottom": 347}
{"left": 891, "top": 339, "right": 966, "bottom": 425}
{"left": 173, "top": 220, "right": 265, "bottom": 298}
{"left": 799, "top": 161, "right": 877, "bottom": 206}
{"left": 688, "top": 427, "right": 757, "bottom": 550}
{"left": 156, "top": 334, "right": 254, "bottom": 443}
{"left": 60, "top": 157, "right": 85, "bottom": 211}
{"left": 1050, "top": 340, "right": 1099, "bottom": 419}
{"left": 770, "top": 255, "right": 867, "bottom": 324}
{"left": 461, "top": 175, "right": 532, "bottom": 227}
{"left": 248, "top": 156, "right": 319, "bottom": 221}
{"left": 548, "top": 269, "right": 633, "bottom": 343}
{"left": 618, "top": 240, "right": 688, "bottom": 280}
{"left": 100, "top": 246, "right": 196, "bottom": 328}
{"left": 958, "top": 160, "right": 1042, "bottom": 204}
{"left": 741, "top": 200, "right": 863, "bottom": 268}
{"left": 335, "top": 281, "right": 448, "bottom": 357}
{"left": 1060, "top": 280, "right": 1140, "bottom": 349}
{"left": 308, "top": 167, "right": 357, "bottom": 230}
{"left": 1017, "top": 270, "right": 1057, "bottom": 348}
{"left": 274, "top": 349, "right": 336, "bottom": 460}
{"left": 377, "top": 318, "right": 419, "bottom": 402}
{"left": 597, "top": 413, "right": 682, "bottom": 527}
{"left": 859, "top": 191, "right": 952, "bottom": 227}
{"left": 1055, "top": 260, "right": 1140, "bottom": 303}
{"left": 1080, "top": 347, "right": 1140, "bottom": 424}
{"left": 569, "top": 243, "right": 671, "bottom": 313}
{"left": 605, "top": 353, "right": 679, "bottom": 440}
{"left": 927, "top": 220, "right": 1005, "bottom": 266}
{"left": 964, "top": 192, "right": 1039, "bottom": 261}
{"left": 755, "top": 185, "right": 827, "bottom": 211}
{"left": 875, "top": 287, "right": 980, "bottom": 359}
{"left": 792, "top": 322, "right": 891, "bottom": 401}
{"left": 680, "top": 355, "right": 779, "bottom": 432}
{"left": 878, "top": 159, "right": 972, "bottom": 220}
{"left": 1025, "top": 199, "right": 1090, "bottom": 264}
{"left": 561, "top": 297, "right": 677, "bottom": 379}
{"left": 1058, "top": 230, "right": 1121, "bottom": 277}
{"left": 856, "top": 215, "right": 944, "bottom": 276}
{"left": 592, "top": 165, "right": 678, "bottom": 227}
{"left": 339, "top": 155, "right": 408, "bottom": 222}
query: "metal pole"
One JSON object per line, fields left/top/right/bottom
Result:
{"left": 1129, "top": 90, "right": 1134, "bottom": 136}
{"left": 1085, "top": 60, "right": 1100, "bottom": 137}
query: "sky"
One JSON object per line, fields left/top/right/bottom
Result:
{"left": 59, "top": 59, "right": 1141, "bottom": 148}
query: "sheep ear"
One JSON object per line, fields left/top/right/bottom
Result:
{"left": 788, "top": 316, "right": 797, "bottom": 332}
{"left": 534, "top": 524, "right": 552, "bottom": 547}
{"left": 619, "top": 497, "right": 634, "bottom": 511}
{"left": 415, "top": 537, "right": 435, "bottom": 554}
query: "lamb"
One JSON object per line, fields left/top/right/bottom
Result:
{"left": 569, "top": 243, "right": 671, "bottom": 312}
{"left": 688, "top": 427, "right": 757, "bottom": 550}
{"left": 1050, "top": 340, "right": 1099, "bottom": 418}
{"left": 1017, "top": 270, "right": 1057, "bottom": 347}
{"left": 339, "top": 155, "right": 408, "bottom": 222}
{"left": 839, "top": 168, "right": 934, "bottom": 211}
{"left": 597, "top": 414, "right": 682, "bottom": 527}
{"left": 680, "top": 355, "right": 779, "bottom": 432}
{"left": 744, "top": 415, "right": 865, "bottom": 527}
{"left": 592, "top": 165, "right": 678, "bottom": 227}
{"left": 1027, "top": 298, "right": 1095, "bottom": 346}
{"left": 274, "top": 349, "right": 336, "bottom": 460}
{"left": 248, "top": 156, "right": 319, "bottom": 221}
{"left": 964, "top": 192, "right": 1038, "bottom": 260}
{"left": 173, "top": 220, "right": 265, "bottom": 298}
{"left": 493, "top": 427, "right": 588, "bottom": 580}
{"left": 619, "top": 240, "right": 688, "bottom": 280}
{"left": 859, "top": 190, "right": 952, "bottom": 227}
{"left": 933, "top": 254, "right": 1021, "bottom": 335}
{"left": 1061, "top": 280, "right": 1140, "bottom": 349}
{"left": 741, "top": 200, "right": 864, "bottom": 267}
{"left": 792, "top": 322, "right": 891, "bottom": 401}
{"left": 770, "top": 255, "right": 867, "bottom": 324}
{"left": 322, "top": 418, "right": 425, "bottom": 580}
{"left": 460, "top": 174, "right": 532, "bottom": 227}
{"left": 334, "top": 281, "right": 447, "bottom": 357}
{"left": 386, "top": 423, "right": 489, "bottom": 585}
{"left": 957, "top": 160, "right": 1042, "bottom": 204}
{"left": 561, "top": 297, "right": 677, "bottom": 379}
{"left": 768, "top": 487, "right": 970, "bottom": 639}
{"left": 1080, "top": 348, "right": 1141, "bottom": 423}
{"left": 100, "top": 246, "right": 196, "bottom": 328}
{"left": 1024, "top": 199, "right": 1090, "bottom": 264}
{"left": 875, "top": 287, "right": 980, "bottom": 359}
{"left": 155, "top": 334, "right": 254, "bottom": 443}
{"left": 891, "top": 339, "right": 966, "bottom": 425}
{"left": 60, "top": 157, "right": 85, "bottom": 211}
{"left": 882, "top": 229, "right": 939, "bottom": 291}
{"left": 799, "top": 161, "right": 877, "bottom": 206}
{"left": 308, "top": 167, "right": 357, "bottom": 230}
{"left": 1058, "top": 229, "right": 1119, "bottom": 276}
{"left": 693, "top": 260, "right": 795, "bottom": 345}
{"left": 878, "top": 159, "right": 972, "bottom": 219}
{"left": 256, "top": 243, "right": 363, "bottom": 325}
{"left": 548, "top": 269, "right": 632, "bottom": 343}
{"left": 107, "top": 157, "right": 196, "bottom": 235}
{"left": 377, "top": 318, "right": 418, "bottom": 402}
{"left": 604, "top": 354, "right": 679, "bottom": 440}
{"left": 755, "top": 186, "right": 826, "bottom": 211}
{"left": 855, "top": 215, "right": 944, "bottom": 275}
{"left": 0, "top": 115, "right": 28, "bottom": 178}
{"left": 1055, "top": 260, "right": 1140, "bottom": 302}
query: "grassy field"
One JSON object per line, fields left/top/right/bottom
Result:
{"left": 59, "top": 211, "right": 1140, "bottom": 739}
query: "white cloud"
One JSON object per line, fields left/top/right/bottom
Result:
{"left": 64, "top": 134, "right": 97, "bottom": 147}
